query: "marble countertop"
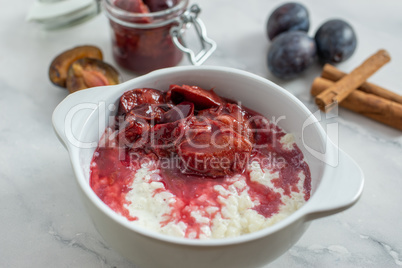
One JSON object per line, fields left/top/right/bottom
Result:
{"left": 1, "top": 0, "right": 401, "bottom": 267}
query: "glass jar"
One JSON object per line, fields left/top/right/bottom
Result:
{"left": 103, "top": 0, "right": 216, "bottom": 74}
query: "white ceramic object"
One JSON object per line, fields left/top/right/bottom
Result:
{"left": 26, "top": 0, "right": 100, "bottom": 30}
{"left": 52, "top": 66, "right": 364, "bottom": 268}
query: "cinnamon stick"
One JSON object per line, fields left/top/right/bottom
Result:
{"left": 315, "top": 49, "right": 391, "bottom": 112}
{"left": 322, "top": 64, "right": 402, "bottom": 105}
{"left": 311, "top": 77, "right": 402, "bottom": 131}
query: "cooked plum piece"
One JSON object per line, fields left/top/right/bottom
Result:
{"left": 126, "top": 103, "right": 170, "bottom": 122}
{"left": 158, "top": 102, "right": 194, "bottom": 124}
{"left": 198, "top": 103, "right": 254, "bottom": 143}
{"left": 118, "top": 114, "right": 150, "bottom": 147}
{"left": 143, "top": 0, "right": 178, "bottom": 12}
{"left": 66, "top": 58, "right": 120, "bottom": 93}
{"left": 114, "top": 0, "right": 150, "bottom": 13}
{"left": 149, "top": 102, "right": 195, "bottom": 156}
{"left": 151, "top": 116, "right": 194, "bottom": 157}
{"left": 49, "top": 45, "right": 103, "bottom": 88}
{"left": 118, "top": 88, "right": 165, "bottom": 115}
{"left": 166, "top": 84, "right": 225, "bottom": 110}
{"left": 178, "top": 120, "right": 252, "bottom": 177}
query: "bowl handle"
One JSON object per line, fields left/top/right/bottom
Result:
{"left": 52, "top": 88, "right": 107, "bottom": 151}
{"left": 304, "top": 146, "right": 364, "bottom": 221}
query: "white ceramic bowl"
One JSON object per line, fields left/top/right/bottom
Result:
{"left": 52, "top": 66, "right": 364, "bottom": 268}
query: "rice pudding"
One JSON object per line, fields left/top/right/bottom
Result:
{"left": 90, "top": 84, "right": 311, "bottom": 239}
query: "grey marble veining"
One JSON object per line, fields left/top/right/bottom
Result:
{"left": 1, "top": 0, "right": 401, "bottom": 267}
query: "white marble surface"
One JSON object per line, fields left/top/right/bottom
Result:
{"left": 1, "top": 0, "right": 402, "bottom": 267}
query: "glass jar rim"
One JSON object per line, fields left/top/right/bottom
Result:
{"left": 103, "top": 0, "right": 189, "bottom": 28}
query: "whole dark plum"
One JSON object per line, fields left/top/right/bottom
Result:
{"left": 315, "top": 19, "right": 357, "bottom": 63}
{"left": 267, "top": 2, "right": 310, "bottom": 41}
{"left": 267, "top": 31, "right": 316, "bottom": 79}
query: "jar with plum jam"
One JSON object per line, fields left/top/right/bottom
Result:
{"left": 103, "top": 0, "right": 216, "bottom": 74}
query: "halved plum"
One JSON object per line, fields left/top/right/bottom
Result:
{"left": 49, "top": 45, "right": 103, "bottom": 88}
{"left": 66, "top": 58, "right": 120, "bottom": 93}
